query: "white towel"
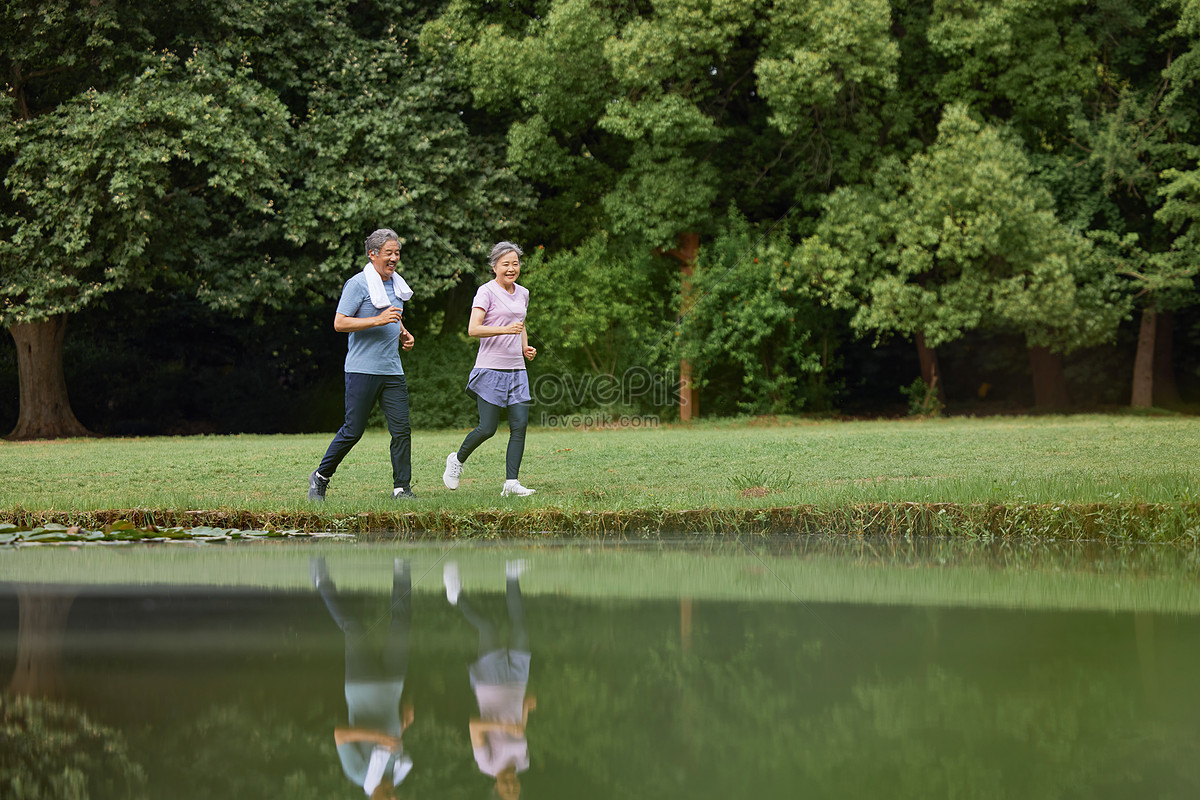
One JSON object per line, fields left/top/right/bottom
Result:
{"left": 362, "top": 746, "right": 413, "bottom": 795}
{"left": 363, "top": 262, "right": 413, "bottom": 308}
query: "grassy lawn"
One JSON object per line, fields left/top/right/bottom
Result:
{"left": 1, "top": 414, "right": 1198, "bottom": 537}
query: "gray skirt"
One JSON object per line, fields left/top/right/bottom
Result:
{"left": 466, "top": 368, "right": 531, "bottom": 407}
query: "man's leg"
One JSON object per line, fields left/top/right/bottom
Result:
{"left": 384, "top": 559, "right": 412, "bottom": 679}
{"left": 315, "top": 567, "right": 374, "bottom": 682}
{"left": 318, "top": 373, "right": 383, "bottom": 478}
{"left": 504, "top": 402, "right": 531, "bottom": 481}
{"left": 379, "top": 374, "right": 411, "bottom": 490}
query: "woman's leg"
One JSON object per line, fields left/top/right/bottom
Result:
{"left": 457, "top": 397, "right": 502, "bottom": 463}
{"left": 504, "top": 402, "right": 531, "bottom": 481}
{"left": 506, "top": 576, "right": 529, "bottom": 652}
{"left": 456, "top": 594, "right": 502, "bottom": 659}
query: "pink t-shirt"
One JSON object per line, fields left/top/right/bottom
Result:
{"left": 473, "top": 281, "right": 529, "bottom": 370}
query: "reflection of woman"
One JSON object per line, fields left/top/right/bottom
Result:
{"left": 312, "top": 557, "right": 414, "bottom": 799}
{"left": 443, "top": 561, "right": 536, "bottom": 800}
{"left": 443, "top": 242, "right": 538, "bottom": 497}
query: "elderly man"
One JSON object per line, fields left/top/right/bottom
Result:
{"left": 309, "top": 228, "right": 417, "bottom": 501}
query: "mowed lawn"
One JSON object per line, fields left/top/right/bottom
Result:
{"left": 1, "top": 414, "right": 1197, "bottom": 514}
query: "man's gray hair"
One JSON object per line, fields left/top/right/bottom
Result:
{"left": 364, "top": 228, "right": 401, "bottom": 257}
{"left": 488, "top": 241, "right": 523, "bottom": 267}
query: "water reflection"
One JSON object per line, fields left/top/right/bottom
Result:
{"left": 444, "top": 560, "right": 535, "bottom": 800}
{"left": 2, "top": 539, "right": 1200, "bottom": 798}
{"left": 312, "top": 556, "right": 414, "bottom": 798}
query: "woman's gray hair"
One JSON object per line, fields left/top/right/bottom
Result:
{"left": 488, "top": 241, "right": 523, "bottom": 267}
{"left": 364, "top": 228, "right": 400, "bottom": 256}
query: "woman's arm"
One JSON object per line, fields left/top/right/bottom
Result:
{"left": 468, "top": 306, "right": 524, "bottom": 339}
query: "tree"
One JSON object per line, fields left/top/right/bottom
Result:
{"left": 422, "top": 0, "right": 901, "bottom": 416}
{"left": 675, "top": 209, "right": 842, "bottom": 415}
{"left": 1, "top": 0, "right": 530, "bottom": 439}
{"left": 802, "top": 105, "right": 1128, "bottom": 407}
{"left": 1, "top": 50, "right": 291, "bottom": 439}
{"left": 1069, "top": 0, "right": 1200, "bottom": 407}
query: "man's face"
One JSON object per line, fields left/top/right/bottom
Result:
{"left": 370, "top": 241, "right": 401, "bottom": 279}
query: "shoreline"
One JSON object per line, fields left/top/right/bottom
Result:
{"left": 3, "top": 500, "right": 1199, "bottom": 543}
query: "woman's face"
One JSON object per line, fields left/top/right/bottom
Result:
{"left": 492, "top": 251, "right": 521, "bottom": 287}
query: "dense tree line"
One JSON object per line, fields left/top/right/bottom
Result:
{"left": 2, "top": 0, "right": 1198, "bottom": 438}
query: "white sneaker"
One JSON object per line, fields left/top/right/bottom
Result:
{"left": 443, "top": 562, "right": 461, "bottom": 605}
{"left": 443, "top": 452, "right": 463, "bottom": 490}
{"left": 501, "top": 480, "right": 536, "bottom": 497}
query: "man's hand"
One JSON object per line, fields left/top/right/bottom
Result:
{"left": 375, "top": 307, "right": 402, "bottom": 327}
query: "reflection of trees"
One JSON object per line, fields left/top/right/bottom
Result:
{"left": 2, "top": 586, "right": 147, "bottom": 799}
{"left": 137, "top": 702, "right": 485, "bottom": 800}
{"left": 531, "top": 602, "right": 1200, "bottom": 798}
{"left": 135, "top": 704, "right": 345, "bottom": 800}
{"left": 1, "top": 692, "right": 147, "bottom": 800}
{"left": 8, "top": 587, "right": 75, "bottom": 699}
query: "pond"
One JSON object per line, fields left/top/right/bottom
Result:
{"left": 3, "top": 536, "right": 1200, "bottom": 799}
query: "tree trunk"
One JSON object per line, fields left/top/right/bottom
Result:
{"left": 7, "top": 316, "right": 91, "bottom": 440}
{"left": 1029, "top": 346, "right": 1071, "bottom": 409}
{"left": 668, "top": 233, "right": 700, "bottom": 421}
{"left": 914, "top": 332, "right": 946, "bottom": 404}
{"left": 1130, "top": 306, "right": 1156, "bottom": 408}
{"left": 1153, "top": 309, "right": 1181, "bottom": 407}
{"left": 8, "top": 588, "right": 76, "bottom": 700}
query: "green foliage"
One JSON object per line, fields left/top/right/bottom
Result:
{"left": 901, "top": 377, "right": 945, "bottom": 417}
{"left": 520, "top": 235, "right": 666, "bottom": 377}
{"left": 804, "top": 105, "right": 1128, "bottom": 353}
{"left": 0, "top": 693, "right": 147, "bottom": 800}
{"left": 677, "top": 210, "right": 842, "bottom": 414}
{"left": 1, "top": 52, "right": 291, "bottom": 325}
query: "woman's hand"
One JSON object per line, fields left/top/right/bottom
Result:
{"left": 523, "top": 345, "right": 537, "bottom": 361}
{"left": 505, "top": 320, "right": 525, "bottom": 335}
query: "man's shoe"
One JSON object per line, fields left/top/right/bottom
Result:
{"left": 393, "top": 487, "right": 417, "bottom": 500}
{"left": 310, "top": 556, "right": 330, "bottom": 588}
{"left": 308, "top": 470, "right": 330, "bottom": 501}
{"left": 501, "top": 480, "right": 536, "bottom": 497}
{"left": 443, "top": 452, "right": 464, "bottom": 490}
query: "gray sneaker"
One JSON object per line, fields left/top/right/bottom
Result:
{"left": 393, "top": 487, "right": 418, "bottom": 500}
{"left": 309, "top": 556, "right": 330, "bottom": 588}
{"left": 308, "top": 470, "right": 330, "bottom": 501}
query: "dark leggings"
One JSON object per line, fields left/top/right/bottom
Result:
{"left": 456, "top": 577, "right": 529, "bottom": 658}
{"left": 457, "top": 399, "right": 530, "bottom": 481}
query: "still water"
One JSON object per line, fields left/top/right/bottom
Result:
{"left": 2, "top": 537, "right": 1200, "bottom": 799}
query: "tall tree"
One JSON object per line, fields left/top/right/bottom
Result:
{"left": 1, "top": 0, "right": 529, "bottom": 439}
{"left": 802, "top": 105, "right": 1128, "bottom": 406}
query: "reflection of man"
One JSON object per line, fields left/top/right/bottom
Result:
{"left": 312, "top": 556, "right": 414, "bottom": 799}
{"left": 443, "top": 560, "right": 536, "bottom": 800}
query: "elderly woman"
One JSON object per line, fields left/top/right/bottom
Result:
{"left": 443, "top": 242, "right": 537, "bottom": 497}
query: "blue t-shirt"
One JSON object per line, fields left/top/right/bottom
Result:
{"left": 337, "top": 273, "right": 405, "bottom": 376}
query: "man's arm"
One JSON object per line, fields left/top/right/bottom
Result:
{"left": 334, "top": 727, "right": 403, "bottom": 749}
{"left": 334, "top": 308, "right": 402, "bottom": 332}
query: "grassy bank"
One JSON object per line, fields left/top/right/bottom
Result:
{"left": 2, "top": 414, "right": 1198, "bottom": 539}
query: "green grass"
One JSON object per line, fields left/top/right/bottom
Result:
{"left": 1, "top": 414, "right": 1198, "bottom": 537}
